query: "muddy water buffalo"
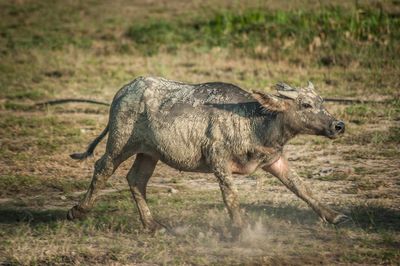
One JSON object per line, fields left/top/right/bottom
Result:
{"left": 67, "top": 77, "right": 347, "bottom": 231}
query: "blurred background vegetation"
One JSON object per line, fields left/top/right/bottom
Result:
{"left": 126, "top": 6, "right": 399, "bottom": 67}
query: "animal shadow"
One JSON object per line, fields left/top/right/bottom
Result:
{"left": 242, "top": 203, "right": 321, "bottom": 225}
{"left": 349, "top": 205, "right": 400, "bottom": 232}
{"left": 228, "top": 203, "right": 400, "bottom": 232}
{"left": 0, "top": 206, "right": 66, "bottom": 224}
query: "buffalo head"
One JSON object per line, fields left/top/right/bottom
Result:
{"left": 252, "top": 81, "right": 345, "bottom": 139}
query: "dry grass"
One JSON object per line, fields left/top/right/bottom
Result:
{"left": 0, "top": 0, "right": 399, "bottom": 265}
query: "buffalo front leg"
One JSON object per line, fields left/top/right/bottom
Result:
{"left": 68, "top": 153, "right": 119, "bottom": 220}
{"left": 214, "top": 169, "right": 246, "bottom": 232}
{"left": 263, "top": 157, "right": 348, "bottom": 225}
{"left": 126, "top": 153, "right": 160, "bottom": 232}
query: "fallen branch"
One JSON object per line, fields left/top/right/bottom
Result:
{"left": 323, "top": 98, "right": 391, "bottom": 104}
{"left": 35, "top": 98, "right": 110, "bottom": 108}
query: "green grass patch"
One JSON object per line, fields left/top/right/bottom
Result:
{"left": 126, "top": 7, "right": 399, "bottom": 66}
{"left": 126, "top": 21, "right": 187, "bottom": 55}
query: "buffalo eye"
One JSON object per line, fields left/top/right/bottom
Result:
{"left": 301, "top": 102, "right": 313, "bottom": 109}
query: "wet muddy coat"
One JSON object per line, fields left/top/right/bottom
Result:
{"left": 109, "top": 76, "right": 284, "bottom": 174}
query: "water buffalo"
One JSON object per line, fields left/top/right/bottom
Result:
{"left": 67, "top": 77, "right": 347, "bottom": 232}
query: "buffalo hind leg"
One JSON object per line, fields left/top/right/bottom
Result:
{"left": 67, "top": 153, "right": 123, "bottom": 220}
{"left": 263, "top": 157, "right": 348, "bottom": 225}
{"left": 126, "top": 153, "right": 161, "bottom": 232}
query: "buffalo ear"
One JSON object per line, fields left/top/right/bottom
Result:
{"left": 251, "top": 90, "right": 289, "bottom": 112}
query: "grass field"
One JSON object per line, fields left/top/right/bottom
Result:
{"left": 0, "top": 0, "right": 399, "bottom": 265}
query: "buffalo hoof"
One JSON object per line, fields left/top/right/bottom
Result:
{"left": 67, "top": 205, "right": 88, "bottom": 220}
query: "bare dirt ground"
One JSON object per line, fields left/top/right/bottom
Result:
{"left": 0, "top": 0, "right": 399, "bottom": 265}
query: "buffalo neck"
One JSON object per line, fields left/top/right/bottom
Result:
{"left": 251, "top": 111, "right": 299, "bottom": 150}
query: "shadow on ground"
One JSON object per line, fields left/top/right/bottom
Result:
{"left": 242, "top": 203, "right": 321, "bottom": 225}
{"left": 349, "top": 205, "right": 400, "bottom": 232}
{"left": 1, "top": 200, "right": 399, "bottom": 234}
{"left": 241, "top": 203, "right": 400, "bottom": 231}
{"left": 0, "top": 206, "right": 66, "bottom": 224}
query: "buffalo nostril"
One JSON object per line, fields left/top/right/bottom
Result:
{"left": 335, "top": 121, "right": 345, "bottom": 132}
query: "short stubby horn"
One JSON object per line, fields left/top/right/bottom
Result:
{"left": 276, "top": 82, "right": 299, "bottom": 100}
